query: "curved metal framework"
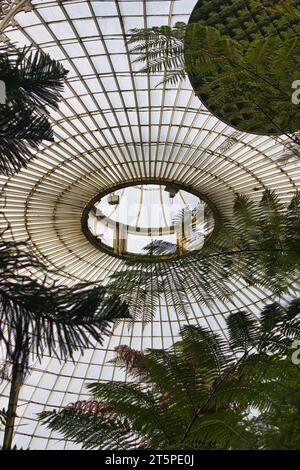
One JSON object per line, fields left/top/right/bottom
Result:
{"left": 0, "top": 0, "right": 299, "bottom": 449}
{"left": 0, "top": 0, "right": 32, "bottom": 34}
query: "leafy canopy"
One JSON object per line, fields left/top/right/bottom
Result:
{"left": 0, "top": 238, "right": 130, "bottom": 376}
{"left": 107, "top": 190, "right": 300, "bottom": 323}
{"left": 0, "top": 45, "right": 67, "bottom": 175}
{"left": 129, "top": 0, "right": 300, "bottom": 134}
{"left": 40, "top": 298, "right": 300, "bottom": 450}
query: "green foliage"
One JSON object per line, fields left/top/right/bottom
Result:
{"left": 128, "top": 0, "right": 300, "bottom": 134}
{"left": 128, "top": 22, "right": 186, "bottom": 86}
{"left": 0, "top": 238, "right": 130, "bottom": 374}
{"left": 0, "top": 45, "right": 67, "bottom": 175}
{"left": 0, "top": 104, "right": 53, "bottom": 174}
{"left": 193, "top": 33, "right": 300, "bottom": 134}
{"left": 0, "top": 46, "right": 67, "bottom": 110}
{"left": 0, "top": 236, "right": 130, "bottom": 449}
{"left": 107, "top": 190, "right": 300, "bottom": 323}
{"left": 247, "top": 365, "right": 300, "bottom": 449}
{"left": 190, "top": 0, "right": 300, "bottom": 43}
{"left": 40, "top": 299, "right": 300, "bottom": 449}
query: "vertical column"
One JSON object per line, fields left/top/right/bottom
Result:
{"left": 113, "top": 222, "right": 128, "bottom": 255}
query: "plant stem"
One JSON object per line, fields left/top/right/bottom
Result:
{"left": 2, "top": 362, "right": 23, "bottom": 450}
{"left": 180, "top": 350, "right": 252, "bottom": 443}
{"left": 2, "top": 322, "right": 28, "bottom": 451}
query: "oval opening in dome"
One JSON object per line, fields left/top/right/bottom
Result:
{"left": 83, "top": 183, "right": 215, "bottom": 260}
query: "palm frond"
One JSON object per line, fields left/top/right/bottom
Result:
{"left": 0, "top": 104, "right": 53, "bottom": 175}
{"left": 0, "top": 46, "right": 67, "bottom": 175}
{"left": 1, "top": 47, "right": 68, "bottom": 110}
{"left": 0, "top": 238, "right": 130, "bottom": 372}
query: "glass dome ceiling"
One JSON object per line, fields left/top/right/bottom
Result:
{"left": 0, "top": 0, "right": 299, "bottom": 449}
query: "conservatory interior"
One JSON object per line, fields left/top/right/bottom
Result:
{"left": 0, "top": 0, "right": 300, "bottom": 451}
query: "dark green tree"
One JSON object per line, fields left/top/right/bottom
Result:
{"left": 129, "top": 0, "right": 300, "bottom": 135}
{"left": 246, "top": 300, "right": 300, "bottom": 449}
{"left": 39, "top": 299, "right": 300, "bottom": 450}
{"left": 107, "top": 190, "right": 300, "bottom": 323}
{"left": 0, "top": 238, "right": 130, "bottom": 450}
{"left": 0, "top": 44, "right": 67, "bottom": 175}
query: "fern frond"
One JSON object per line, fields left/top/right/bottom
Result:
{"left": 40, "top": 299, "right": 300, "bottom": 450}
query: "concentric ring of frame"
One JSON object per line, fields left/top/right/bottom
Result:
{"left": 0, "top": 0, "right": 299, "bottom": 450}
